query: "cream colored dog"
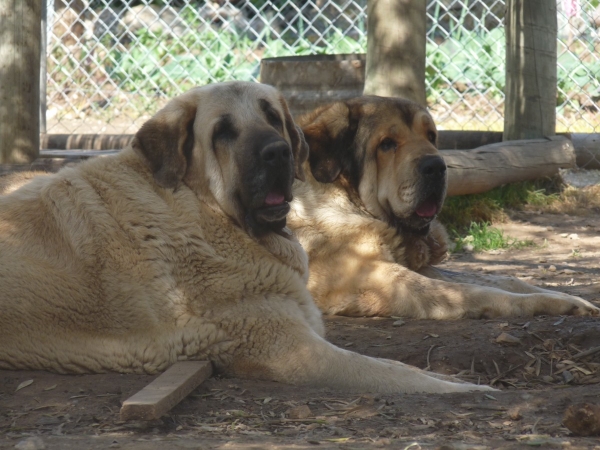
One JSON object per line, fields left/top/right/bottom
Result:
{"left": 289, "top": 96, "right": 600, "bottom": 319}
{"left": 0, "top": 82, "right": 492, "bottom": 393}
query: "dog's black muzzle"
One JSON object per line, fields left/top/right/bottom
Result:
{"left": 392, "top": 155, "right": 447, "bottom": 234}
{"left": 241, "top": 131, "right": 295, "bottom": 235}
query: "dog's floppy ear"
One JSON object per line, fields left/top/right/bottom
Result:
{"left": 133, "top": 94, "right": 198, "bottom": 189}
{"left": 279, "top": 98, "right": 308, "bottom": 182}
{"left": 300, "top": 102, "right": 360, "bottom": 183}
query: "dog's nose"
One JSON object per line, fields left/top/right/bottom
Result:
{"left": 260, "top": 141, "right": 291, "bottom": 165}
{"left": 418, "top": 155, "right": 446, "bottom": 179}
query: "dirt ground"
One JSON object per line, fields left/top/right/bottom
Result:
{"left": 1, "top": 208, "right": 600, "bottom": 450}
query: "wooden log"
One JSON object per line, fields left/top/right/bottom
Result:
{"left": 504, "top": 0, "right": 557, "bottom": 140}
{"left": 40, "top": 149, "right": 120, "bottom": 158}
{"left": 38, "top": 132, "right": 600, "bottom": 171}
{"left": 443, "top": 136, "right": 576, "bottom": 197}
{"left": 0, "top": 151, "right": 119, "bottom": 177}
{"left": 120, "top": 361, "right": 212, "bottom": 421}
{"left": 2, "top": 137, "right": 587, "bottom": 197}
{"left": 437, "top": 131, "right": 600, "bottom": 171}
{"left": 0, "top": 0, "right": 42, "bottom": 163}
{"left": 363, "top": 0, "right": 427, "bottom": 105}
{"left": 438, "top": 131, "right": 504, "bottom": 150}
{"left": 0, "top": 159, "right": 75, "bottom": 176}
{"left": 41, "top": 133, "right": 134, "bottom": 150}
{"left": 570, "top": 133, "right": 600, "bottom": 170}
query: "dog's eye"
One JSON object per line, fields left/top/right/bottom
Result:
{"left": 213, "top": 116, "right": 238, "bottom": 143}
{"left": 427, "top": 131, "right": 437, "bottom": 144}
{"left": 259, "top": 98, "right": 283, "bottom": 130}
{"left": 265, "top": 108, "right": 283, "bottom": 130}
{"left": 378, "top": 138, "right": 397, "bottom": 152}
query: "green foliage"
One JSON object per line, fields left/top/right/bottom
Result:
{"left": 52, "top": 4, "right": 598, "bottom": 110}
{"left": 106, "top": 28, "right": 258, "bottom": 96}
{"left": 427, "top": 26, "right": 600, "bottom": 107}
{"left": 450, "top": 221, "right": 534, "bottom": 253}
{"left": 426, "top": 28, "right": 506, "bottom": 103}
{"left": 102, "top": 22, "right": 366, "bottom": 98}
{"left": 557, "top": 46, "right": 600, "bottom": 104}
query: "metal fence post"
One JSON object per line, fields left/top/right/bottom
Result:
{"left": 40, "top": 0, "right": 48, "bottom": 135}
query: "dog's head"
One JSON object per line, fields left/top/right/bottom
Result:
{"left": 133, "top": 81, "right": 309, "bottom": 236}
{"left": 300, "top": 96, "right": 446, "bottom": 235}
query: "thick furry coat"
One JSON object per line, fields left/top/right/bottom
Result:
{"left": 289, "top": 96, "right": 599, "bottom": 319}
{"left": 0, "top": 82, "right": 492, "bottom": 394}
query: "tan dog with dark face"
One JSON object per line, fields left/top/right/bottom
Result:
{"left": 0, "top": 82, "right": 493, "bottom": 393}
{"left": 289, "top": 96, "right": 600, "bottom": 319}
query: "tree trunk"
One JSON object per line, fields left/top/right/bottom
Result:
{"left": 504, "top": 0, "right": 557, "bottom": 140}
{"left": 0, "top": 0, "right": 41, "bottom": 163}
{"left": 364, "top": 0, "right": 427, "bottom": 105}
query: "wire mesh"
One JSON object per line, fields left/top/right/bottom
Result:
{"left": 46, "top": 0, "right": 600, "bottom": 167}
{"left": 46, "top": 0, "right": 367, "bottom": 134}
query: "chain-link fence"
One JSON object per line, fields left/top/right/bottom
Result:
{"left": 426, "top": 0, "right": 600, "bottom": 136}
{"left": 46, "top": 0, "right": 600, "bottom": 140}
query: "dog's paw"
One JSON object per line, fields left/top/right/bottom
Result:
{"left": 568, "top": 297, "right": 600, "bottom": 316}
{"left": 542, "top": 294, "right": 600, "bottom": 317}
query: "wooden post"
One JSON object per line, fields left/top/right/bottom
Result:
{"left": 363, "top": 0, "right": 427, "bottom": 105}
{"left": 504, "top": 0, "right": 557, "bottom": 141}
{"left": 40, "top": 0, "right": 48, "bottom": 135}
{"left": 0, "top": 0, "right": 41, "bottom": 163}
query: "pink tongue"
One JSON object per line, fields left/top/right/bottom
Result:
{"left": 415, "top": 200, "right": 438, "bottom": 217}
{"left": 264, "top": 192, "right": 285, "bottom": 206}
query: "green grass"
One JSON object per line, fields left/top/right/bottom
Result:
{"left": 450, "top": 221, "right": 535, "bottom": 253}
{"left": 440, "top": 179, "right": 560, "bottom": 253}
{"left": 440, "top": 179, "right": 560, "bottom": 232}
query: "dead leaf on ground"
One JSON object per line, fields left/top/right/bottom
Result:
{"left": 15, "top": 379, "right": 34, "bottom": 392}
{"left": 496, "top": 332, "right": 521, "bottom": 345}
{"left": 286, "top": 404, "right": 312, "bottom": 419}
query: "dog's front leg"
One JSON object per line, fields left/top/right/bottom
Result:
{"left": 221, "top": 312, "right": 494, "bottom": 393}
{"left": 421, "top": 265, "right": 573, "bottom": 295}
{"left": 312, "top": 259, "right": 598, "bottom": 319}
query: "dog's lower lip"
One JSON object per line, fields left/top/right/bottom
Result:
{"left": 254, "top": 201, "right": 290, "bottom": 223}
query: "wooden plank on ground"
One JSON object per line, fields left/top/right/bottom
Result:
{"left": 120, "top": 361, "right": 212, "bottom": 421}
